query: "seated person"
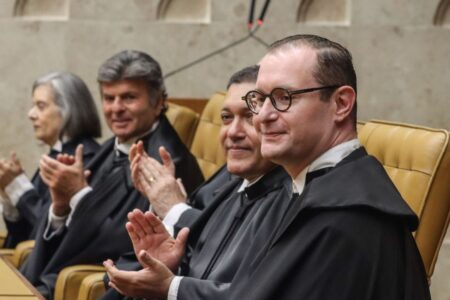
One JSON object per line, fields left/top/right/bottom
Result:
{"left": 102, "top": 65, "right": 292, "bottom": 300}
{"left": 0, "top": 72, "right": 101, "bottom": 248}
{"left": 20, "top": 50, "right": 204, "bottom": 299}
{"left": 227, "top": 34, "right": 431, "bottom": 299}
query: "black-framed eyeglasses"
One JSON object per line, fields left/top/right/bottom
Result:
{"left": 241, "top": 85, "right": 341, "bottom": 114}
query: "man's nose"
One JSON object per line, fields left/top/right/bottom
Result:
{"left": 257, "top": 97, "right": 277, "bottom": 120}
{"left": 228, "top": 118, "right": 245, "bottom": 138}
{"left": 111, "top": 98, "right": 125, "bottom": 112}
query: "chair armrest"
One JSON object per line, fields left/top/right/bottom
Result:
{"left": 11, "top": 240, "right": 35, "bottom": 268}
{"left": 54, "top": 265, "right": 105, "bottom": 300}
{"left": 77, "top": 272, "right": 107, "bottom": 300}
{"left": 0, "top": 230, "right": 6, "bottom": 248}
{"left": 0, "top": 248, "right": 15, "bottom": 265}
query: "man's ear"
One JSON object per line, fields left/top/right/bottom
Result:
{"left": 333, "top": 86, "right": 356, "bottom": 123}
{"left": 153, "top": 96, "right": 165, "bottom": 116}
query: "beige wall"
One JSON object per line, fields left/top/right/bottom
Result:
{"left": 0, "top": 0, "right": 449, "bottom": 298}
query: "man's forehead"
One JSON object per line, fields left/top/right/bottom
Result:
{"left": 100, "top": 78, "right": 146, "bottom": 92}
{"left": 257, "top": 47, "right": 317, "bottom": 89}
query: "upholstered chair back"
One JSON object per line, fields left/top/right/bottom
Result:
{"left": 190, "top": 92, "right": 227, "bottom": 179}
{"left": 358, "top": 120, "right": 450, "bottom": 280}
{"left": 165, "top": 103, "right": 199, "bottom": 149}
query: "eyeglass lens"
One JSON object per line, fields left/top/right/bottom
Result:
{"left": 246, "top": 88, "right": 291, "bottom": 113}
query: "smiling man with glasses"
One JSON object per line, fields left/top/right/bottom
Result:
{"left": 228, "top": 34, "right": 430, "bottom": 300}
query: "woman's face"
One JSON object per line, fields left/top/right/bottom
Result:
{"left": 28, "top": 84, "right": 64, "bottom": 146}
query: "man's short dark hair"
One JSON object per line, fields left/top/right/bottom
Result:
{"left": 269, "top": 34, "right": 357, "bottom": 124}
{"left": 226, "top": 65, "right": 260, "bottom": 89}
{"left": 97, "top": 50, "right": 168, "bottom": 108}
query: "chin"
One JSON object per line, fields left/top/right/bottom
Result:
{"left": 261, "top": 145, "right": 281, "bottom": 159}
{"left": 227, "top": 162, "right": 248, "bottom": 176}
{"left": 113, "top": 129, "right": 133, "bottom": 140}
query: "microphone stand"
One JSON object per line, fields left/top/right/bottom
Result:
{"left": 164, "top": 0, "right": 271, "bottom": 79}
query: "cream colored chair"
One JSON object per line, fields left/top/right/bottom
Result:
{"left": 165, "top": 102, "right": 200, "bottom": 149}
{"left": 359, "top": 120, "right": 450, "bottom": 281}
{"left": 54, "top": 265, "right": 106, "bottom": 300}
{"left": 0, "top": 230, "right": 5, "bottom": 248}
{"left": 77, "top": 273, "right": 106, "bottom": 300}
{"left": 189, "top": 91, "right": 226, "bottom": 179}
{"left": 0, "top": 239, "right": 35, "bottom": 268}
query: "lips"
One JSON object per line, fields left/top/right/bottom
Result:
{"left": 261, "top": 130, "right": 284, "bottom": 137}
{"left": 226, "top": 145, "right": 253, "bottom": 160}
{"left": 260, "top": 130, "right": 286, "bottom": 143}
{"left": 111, "top": 119, "right": 131, "bottom": 127}
{"left": 226, "top": 143, "right": 251, "bottom": 150}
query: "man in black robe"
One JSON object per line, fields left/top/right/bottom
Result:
{"left": 225, "top": 34, "right": 430, "bottom": 299}
{"left": 20, "top": 50, "right": 204, "bottom": 299}
{"left": 102, "top": 65, "right": 292, "bottom": 300}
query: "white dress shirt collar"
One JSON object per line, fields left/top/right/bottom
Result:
{"left": 237, "top": 174, "right": 264, "bottom": 193}
{"left": 114, "top": 120, "right": 160, "bottom": 156}
{"left": 52, "top": 140, "right": 63, "bottom": 152}
{"left": 292, "top": 138, "right": 361, "bottom": 195}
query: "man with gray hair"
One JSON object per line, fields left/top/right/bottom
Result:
{"left": 21, "top": 50, "right": 204, "bottom": 299}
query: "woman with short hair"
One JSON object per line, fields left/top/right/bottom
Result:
{"left": 0, "top": 72, "right": 101, "bottom": 248}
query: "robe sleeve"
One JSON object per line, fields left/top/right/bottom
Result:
{"left": 178, "top": 277, "right": 230, "bottom": 300}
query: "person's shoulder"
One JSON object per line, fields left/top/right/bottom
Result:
{"left": 301, "top": 208, "right": 404, "bottom": 244}
{"left": 79, "top": 137, "right": 101, "bottom": 151}
{"left": 147, "top": 115, "right": 189, "bottom": 154}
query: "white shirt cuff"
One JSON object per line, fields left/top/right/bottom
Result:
{"left": 4, "top": 173, "right": 34, "bottom": 206}
{"left": 66, "top": 186, "right": 92, "bottom": 226}
{"left": 44, "top": 204, "right": 68, "bottom": 240}
{"left": 163, "top": 203, "right": 192, "bottom": 237}
{"left": 0, "top": 193, "right": 20, "bottom": 221}
{"left": 163, "top": 203, "right": 192, "bottom": 227}
{"left": 167, "top": 276, "right": 183, "bottom": 300}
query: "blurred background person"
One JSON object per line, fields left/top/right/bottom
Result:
{"left": 0, "top": 72, "right": 101, "bottom": 248}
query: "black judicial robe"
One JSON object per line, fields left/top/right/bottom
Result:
{"left": 226, "top": 148, "right": 431, "bottom": 300}
{"left": 20, "top": 115, "right": 204, "bottom": 299}
{"left": 100, "top": 165, "right": 234, "bottom": 300}
{"left": 174, "top": 164, "right": 235, "bottom": 232}
{"left": 3, "top": 137, "right": 99, "bottom": 248}
{"left": 176, "top": 166, "right": 291, "bottom": 300}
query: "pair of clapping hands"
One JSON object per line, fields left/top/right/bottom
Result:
{"left": 38, "top": 140, "right": 187, "bottom": 219}
{"left": 104, "top": 141, "right": 190, "bottom": 298}
{"left": 104, "top": 209, "right": 189, "bottom": 299}
{"left": 129, "top": 141, "right": 188, "bottom": 219}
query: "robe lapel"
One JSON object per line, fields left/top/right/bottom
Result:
{"left": 267, "top": 149, "right": 366, "bottom": 249}
{"left": 188, "top": 178, "right": 242, "bottom": 239}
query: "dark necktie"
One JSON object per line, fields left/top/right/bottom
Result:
{"left": 111, "top": 151, "right": 128, "bottom": 171}
{"left": 111, "top": 151, "right": 134, "bottom": 188}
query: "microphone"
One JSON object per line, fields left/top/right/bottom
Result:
{"left": 248, "top": 0, "right": 256, "bottom": 30}
{"left": 257, "top": 0, "right": 271, "bottom": 26}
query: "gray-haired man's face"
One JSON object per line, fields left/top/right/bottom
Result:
{"left": 101, "top": 78, "right": 162, "bottom": 143}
